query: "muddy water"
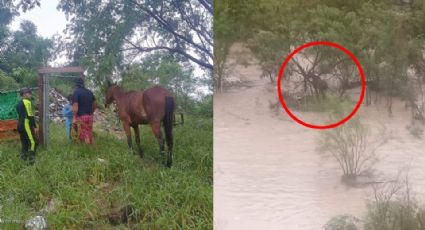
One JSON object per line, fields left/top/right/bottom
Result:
{"left": 214, "top": 44, "right": 425, "bottom": 229}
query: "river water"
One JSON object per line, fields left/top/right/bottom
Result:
{"left": 214, "top": 44, "right": 425, "bottom": 229}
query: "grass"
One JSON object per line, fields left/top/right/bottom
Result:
{"left": 0, "top": 115, "right": 212, "bottom": 229}
{"left": 299, "top": 94, "right": 355, "bottom": 113}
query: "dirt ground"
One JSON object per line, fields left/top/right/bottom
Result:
{"left": 214, "top": 43, "right": 425, "bottom": 229}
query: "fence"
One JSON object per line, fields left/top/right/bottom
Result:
{"left": 0, "top": 89, "right": 36, "bottom": 139}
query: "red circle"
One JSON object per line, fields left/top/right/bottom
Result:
{"left": 277, "top": 41, "right": 365, "bottom": 129}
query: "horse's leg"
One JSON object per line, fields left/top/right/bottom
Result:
{"left": 122, "top": 122, "right": 132, "bottom": 150}
{"left": 133, "top": 125, "right": 144, "bottom": 158}
{"left": 150, "top": 121, "right": 165, "bottom": 161}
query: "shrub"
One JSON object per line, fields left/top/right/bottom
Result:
{"left": 317, "top": 116, "right": 387, "bottom": 182}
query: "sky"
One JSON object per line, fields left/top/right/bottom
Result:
{"left": 10, "top": 0, "right": 68, "bottom": 66}
{"left": 10, "top": 0, "right": 66, "bottom": 39}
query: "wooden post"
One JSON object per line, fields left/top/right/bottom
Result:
{"left": 36, "top": 66, "right": 85, "bottom": 147}
{"left": 43, "top": 76, "right": 49, "bottom": 146}
{"left": 37, "top": 73, "right": 49, "bottom": 146}
{"left": 38, "top": 73, "right": 44, "bottom": 146}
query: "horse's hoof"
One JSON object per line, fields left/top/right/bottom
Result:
{"left": 166, "top": 160, "right": 172, "bottom": 168}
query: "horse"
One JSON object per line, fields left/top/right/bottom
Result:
{"left": 105, "top": 82, "right": 175, "bottom": 167}
{"left": 307, "top": 73, "right": 328, "bottom": 97}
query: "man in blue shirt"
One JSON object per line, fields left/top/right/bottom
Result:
{"left": 72, "top": 77, "right": 96, "bottom": 144}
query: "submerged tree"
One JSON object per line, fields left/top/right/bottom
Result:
{"left": 318, "top": 116, "right": 387, "bottom": 182}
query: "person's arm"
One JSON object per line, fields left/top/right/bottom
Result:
{"left": 91, "top": 92, "right": 97, "bottom": 113}
{"left": 92, "top": 100, "right": 97, "bottom": 112}
{"left": 23, "top": 99, "right": 36, "bottom": 129}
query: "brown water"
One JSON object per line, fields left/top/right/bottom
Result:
{"left": 214, "top": 44, "right": 425, "bottom": 229}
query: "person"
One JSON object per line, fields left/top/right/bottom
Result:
{"left": 72, "top": 77, "right": 96, "bottom": 144}
{"left": 16, "top": 87, "right": 37, "bottom": 165}
{"left": 62, "top": 94, "right": 73, "bottom": 143}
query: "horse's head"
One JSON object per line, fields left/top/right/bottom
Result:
{"left": 105, "top": 80, "right": 118, "bottom": 108}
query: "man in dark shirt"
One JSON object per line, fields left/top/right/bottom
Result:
{"left": 72, "top": 77, "right": 96, "bottom": 144}
{"left": 16, "top": 87, "right": 37, "bottom": 165}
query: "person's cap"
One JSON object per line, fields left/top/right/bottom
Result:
{"left": 19, "top": 87, "right": 32, "bottom": 96}
{"left": 75, "top": 77, "right": 84, "bottom": 87}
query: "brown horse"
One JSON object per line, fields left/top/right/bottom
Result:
{"left": 105, "top": 82, "right": 175, "bottom": 167}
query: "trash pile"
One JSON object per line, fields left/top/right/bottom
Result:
{"left": 49, "top": 88, "right": 69, "bottom": 123}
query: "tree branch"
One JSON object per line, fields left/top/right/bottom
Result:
{"left": 123, "top": 38, "right": 213, "bottom": 70}
{"left": 198, "top": 0, "right": 213, "bottom": 14}
{"left": 130, "top": 0, "right": 212, "bottom": 60}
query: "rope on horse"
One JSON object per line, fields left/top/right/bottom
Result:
{"left": 71, "top": 121, "right": 81, "bottom": 143}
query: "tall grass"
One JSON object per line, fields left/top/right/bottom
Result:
{"left": 298, "top": 94, "right": 355, "bottom": 113}
{"left": 0, "top": 116, "right": 212, "bottom": 229}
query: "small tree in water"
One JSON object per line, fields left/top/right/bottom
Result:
{"left": 318, "top": 116, "right": 387, "bottom": 183}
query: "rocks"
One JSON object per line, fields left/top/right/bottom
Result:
{"left": 97, "top": 158, "right": 106, "bottom": 163}
{"left": 25, "top": 215, "right": 47, "bottom": 230}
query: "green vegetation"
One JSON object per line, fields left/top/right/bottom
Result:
{"left": 318, "top": 116, "right": 387, "bottom": 183}
{"left": 0, "top": 116, "right": 212, "bottom": 229}
{"left": 215, "top": 0, "right": 425, "bottom": 116}
{"left": 326, "top": 175, "right": 425, "bottom": 230}
{"left": 297, "top": 94, "right": 355, "bottom": 113}
{"left": 56, "top": 0, "right": 212, "bottom": 86}
{"left": 0, "top": 20, "right": 53, "bottom": 91}
{"left": 1, "top": 2, "right": 212, "bottom": 228}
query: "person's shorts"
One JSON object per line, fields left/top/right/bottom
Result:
{"left": 76, "top": 115, "right": 94, "bottom": 143}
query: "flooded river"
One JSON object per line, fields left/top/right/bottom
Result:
{"left": 214, "top": 44, "right": 425, "bottom": 229}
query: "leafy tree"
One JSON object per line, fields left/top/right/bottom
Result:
{"left": 57, "top": 0, "right": 212, "bottom": 87}
{"left": 0, "top": 20, "right": 53, "bottom": 88}
{"left": 120, "top": 53, "right": 201, "bottom": 112}
{"left": 0, "top": 70, "right": 18, "bottom": 90}
{"left": 0, "top": 0, "right": 42, "bottom": 71}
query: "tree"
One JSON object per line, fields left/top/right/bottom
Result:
{"left": 0, "top": 20, "right": 53, "bottom": 88}
{"left": 318, "top": 116, "right": 387, "bottom": 182}
{"left": 213, "top": 0, "right": 236, "bottom": 92}
{"left": 225, "top": 0, "right": 425, "bottom": 115}
{"left": 120, "top": 52, "right": 200, "bottom": 112}
{"left": 57, "top": 0, "right": 212, "bottom": 86}
{"left": 0, "top": 0, "right": 42, "bottom": 71}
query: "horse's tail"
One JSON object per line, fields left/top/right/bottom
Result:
{"left": 163, "top": 96, "right": 174, "bottom": 167}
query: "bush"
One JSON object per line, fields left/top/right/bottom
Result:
{"left": 0, "top": 72, "right": 19, "bottom": 91}
{"left": 324, "top": 215, "right": 361, "bottom": 230}
{"left": 364, "top": 174, "right": 422, "bottom": 230}
{"left": 317, "top": 116, "right": 387, "bottom": 182}
{"left": 326, "top": 173, "right": 425, "bottom": 230}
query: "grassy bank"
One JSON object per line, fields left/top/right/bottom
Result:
{"left": 0, "top": 116, "right": 212, "bottom": 229}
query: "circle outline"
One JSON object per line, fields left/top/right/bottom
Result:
{"left": 277, "top": 41, "right": 366, "bottom": 129}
